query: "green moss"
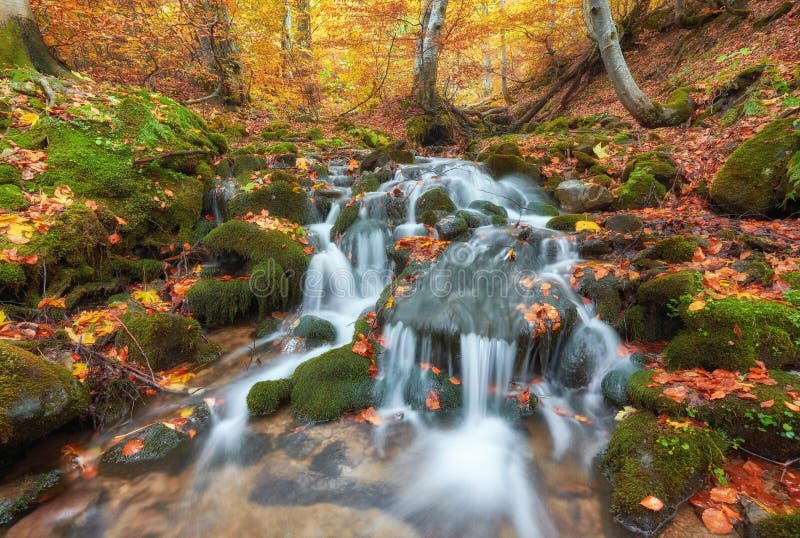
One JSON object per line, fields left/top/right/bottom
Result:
{"left": 228, "top": 180, "right": 309, "bottom": 224}
{"left": 628, "top": 369, "right": 800, "bottom": 461}
{"left": 197, "top": 341, "right": 222, "bottom": 364}
{"left": 186, "top": 279, "right": 254, "bottom": 327}
{"left": 546, "top": 214, "right": 589, "bottom": 232}
{"left": 483, "top": 154, "right": 540, "bottom": 179}
{"left": 0, "top": 263, "right": 26, "bottom": 295}
{"left": 0, "top": 341, "right": 88, "bottom": 461}
{"left": 650, "top": 87, "right": 694, "bottom": 127}
{"left": 0, "top": 184, "right": 26, "bottom": 211}
{"left": 623, "top": 154, "right": 678, "bottom": 189}
{"left": 247, "top": 379, "right": 293, "bottom": 416}
{"left": 710, "top": 118, "right": 800, "bottom": 216}
{"left": 753, "top": 1, "right": 792, "bottom": 29}
{"left": 291, "top": 345, "right": 374, "bottom": 422}
{"left": 534, "top": 117, "right": 570, "bottom": 134}
{"left": 405, "top": 113, "right": 454, "bottom": 147}
{"left": 751, "top": 512, "right": 800, "bottom": 538}
{"left": 415, "top": 188, "right": 455, "bottom": 218}
{"left": 666, "top": 297, "right": 800, "bottom": 370}
{"left": 352, "top": 174, "right": 380, "bottom": 195}
{"left": 0, "top": 164, "right": 21, "bottom": 186}
{"left": 731, "top": 259, "right": 774, "bottom": 285}
{"left": 360, "top": 141, "right": 415, "bottom": 171}
{"left": 201, "top": 221, "right": 309, "bottom": 278}
{"left": 265, "top": 142, "right": 298, "bottom": 155}
{"left": 579, "top": 271, "right": 624, "bottom": 324}
{"left": 103, "top": 258, "right": 163, "bottom": 283}
{"left": 613, "top": 169, "right": 667, "bottom": 210}
{"left": 98, "top": 423, "right": 189, "bottom": 477}
{"left": 648, "top": 236, "right": 699, "bottom": 263}
{"left": 782, "top": 271, "right": 800, "bottom": 289}
{"left": 638, "top": 270, "right": 700, "bottom": 307}
{"left": 0, "top": 20, "right": 34, "bottom": 70}
{"left": 332, "top": 205, "right": 359, "bottom": 235}
{"left": 293, "top": 315, "right": 336, "bottom": 346}
{"left": 116, "top": 313, "right": 201, "bottom": 371}
{"left": 468, "top": 200, "right": 508, "bottom": 219}
{"left": 0, "top": 470, "right": 62, "bottom": 527}
{"left": 207, "top": 132, "right": 229, "bottom": 154}
{"left": 604, "top": 411, "right": 728, "bottom": 534}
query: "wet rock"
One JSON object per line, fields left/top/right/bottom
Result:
{"left": 0, "top": 470, "right": 62, "bottom": 527}
{"left": 601, "top": 360, "right": 642, "bottom": 407}
{"left": 0, "top": 342, "right": 89, "bottom": 467}
{"left": 434, "top": 215, "right": 469, "bottom": 241}
{"left": 247, "top": 379, "right": 293, "bottom": 416}
{"left": 455, "top": 209, "right": 492, "bottom": 229}
{"left": 731, "top": 259, "right": 774, "bottom": 285}
{"left": 414, "top": 188, "right": 456, "bottom": 218}
{"left": 231, "top": 154, "right": 268, "bottom": 177}
{"left": 98, "top": 423, "right": 191, "bottom": 477}
{"left": 578, "top": 237, "right": 613, "bottom": 258}
{"left": 556, "top": 180, "right": 613, "bottom": 213}
{"left": 292, "top": 315, "right": 337, "bottom": 347}
{"left": 622, "top": 152, "right": 679, "bottom": 190}
{"left": 115, "top": 312, "right": 202, "bottom": 371}
{"left": 360, "top": 141, "right": 415, "bottom": 171}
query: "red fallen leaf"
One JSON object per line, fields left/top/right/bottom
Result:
{"left": 689, "top": 491, "right": 715, "bottom": 510}
{"left": 721, "top": 504, "right": 742, "bottom": 522}
{"left": 431, "top": 365, "right": 442, "bottom": 375}
{"left": 121, "top": 438, "right": 145, "bottom": 457}
{"left": 425, "top": 390, "right": 441, "bottom": 411}
{"left": 733, "top": 325, "right": 743, "bottom": 341}
{"left": 786, "top": 401, "right": 800, "bottom": 412}
{"left": 709, "top": 390, "right": 727, "bottom": 400}
{"left": 108, "top": 233, "right": 121, "bottom": 245}
{"left": 448, "top": 377, "right": 461, "bottom": 385}
{"left": 368, "top": 363, "right": 378, "bottom": 378}
{"left": 710, "top": 486, "right": 738, "bottom": 504}
{"left": 663, "top": 385, "right": 689, "bottom": 404}
{"left": 351, "top": 334, "right": 373, "bottom": 359}
{"left": 737, "top": 392, "right": 758, "bottom": 400}
{"left": 743, "top": 460, "right": 763, "bottom": 477}
{"left": 85, "top": 200, "right": 99, "bottom": 210}
{"left": 639, "top": 496, "right": 664, "bottom": 511}
{"left": 760, "top": 400, "right": 775, "bottom": 408}
{"left": 701, "top": 507, "right": 733, "bottom": 535}
{"left": 693, "top": 247, "right": 706, "bottom": 262}
{"left": 114, "top": 214, "right": 127, "bottom": 226}
{"left": 354, "top": 407, "right": 381, "bottom": 426}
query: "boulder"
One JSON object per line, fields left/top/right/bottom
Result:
{"left": 0, "top": 342, "right": 88, "bottom": 466}
{"left": 0, "top": 471, "right": 62, "bottom": 527}
{"left": 99, "top": 423, "right": 190, "bottom": 477}
{"left": 360, "top": 141, "right": 415, "bottom": 171}
{"left": 434, "top": 215, "right": 469, "bottom": 241}
{"left": 293, "top": 315, "right": 337, "bottom": 347}
{"left": 555, "top": 180, "right": 613, "bottom": 213}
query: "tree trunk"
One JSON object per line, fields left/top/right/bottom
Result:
{"left": 500, "top": 0, "right": 511, "bottom": 106}
{"left": 196, "top": 0, "right": 248, "bottom": 106}
{"left": 0, "top": 0, "right": 69, "bottom": 75}
{"left": 281, "top": 0, "right": 294, "bottom": 78}
{"left": 480, "top": 4, "right": 492, "bottom": 98}
{"left": 295, "top": 0, "right": 311, "bottom": 52}
{"left": 583, "top": 0, "right": 693, "bottom": 128}
{"left": 413, "top": 0, "right": 448, "bottom": 112}
{"left": 673, "top": 0, "right": 686, "bottom": 26}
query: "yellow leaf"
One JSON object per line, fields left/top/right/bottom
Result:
{"left": 296, "top": 158, "right": 310, "bottom": 171}
{"left": 72, "top": 362, "right": 89, "bottom": 378}
{"left": 65, "top": 327, "right": 96, "bottom": 346}
{"left": 18, "top": 111, "right": 40, "bottom": 127}
{"left": 688, "top": 300, "right": 707, "bottom": 312}
{"left": 0, "top": 310, "right": 7, "bottom": 326}
{"left": 593, "top": 143, "right": 610, "bottom": 159}
{"left": 53, "top": 185, "right": 74, "bottom": 204}
{"left": 575, "top": 220, "right": 601, "bottom": 233}
{"left": 132, "top": 289, "right": 161, "bottom": 305}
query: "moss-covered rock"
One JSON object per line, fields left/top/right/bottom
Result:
{"left": 0, "top": 341, "right": 88, "bottom": 465}
{"left": 479, "top": 145, "right": 541, "bottom": 180}
{"left": 98, "top": 423, "right": 190, "bottom": 477}
{"left": 622, "top": 153, "right": 679, "bottom": 190}
{"left": 0, "top": 262, "right": 27, "bottom": 297}
{"left": 613, "top": 168, "right": 667, "bottom": 210}
{"left": 637, "top": 270, "right": 701, "bottom": 306}
{"left": 545, "top": 213, "right": 589, "bottom": 232}
{"left": 601, "top": 361, "right": 643, "bottom": 407}
{"left": 414, "top": 188, "right": 456, "bottom": 218}
{"left": 731, "top": 259, "right": 774, "bottom": 285}
{"left": 468, "top": 200, "right": 508, "bottom": 219}
{"left": 201, "top": 221, "right": 309, "bottom": 279}
{"left": 116, "top": 313, "right": 201, "bottom": 371}
{"left": 634, "top": 236, "right": 699, "bottom": 266}
{"left": 665, "top": 297, "right": 800, "bottom": 371}
{"left": 290, "top": 345, "right": 373, "bottom": 422}
{"left": 406, "top": 113, "right": 454, "bottom": 147}
{"left": 0, "top": 164, "right": 21, "bottom": 186}
{"left": 710, "top": 118, "right": 800, "bottom": 216}
{"left": 579, "top": 270, "right": 627, "bottom": 324}
{"left": 228, "top": 180, "right": 309, "bottom": 223}
{"left": 247, "top": 379, "right": 293, "bottom": 416}
{"left": 332, "top": 204, "right": 359, "bottom": 235}
{"left": 751, "top": 511, "right": 800, "bottom": 538}
{"left": 628, "top": 369, "right": 800, "bottom": 461}
{"left": 186, "top": 279, "right": 254, "bottom": 327}
{"left": 0, "top": 184, "right": 26, "bottom": 211}
{"left": 604, "top": 411, "right": 728, "bottom": 535}
{"left": 360, "top": 141, "right": 414, "bottom": 171}
{"left": 605, "top": 214, "right": 644, "bottom": 233}
{"left": 103, "top": 257, "right": 164, "bottom": 284}
{"left": 293, "top": 315, "right": 337, "bottom": 346}
{"left": 0, "top": 470, "right": 62, "bottom": 527}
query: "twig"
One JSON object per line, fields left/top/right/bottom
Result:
{"left": 111, "top": 315, "right": 156, "bottom": 381}
{"left": 75, "top": 343, "right": 185, "bottom": 395}
{"left": 133, "top": 150, "right": 212, "bottom": 166}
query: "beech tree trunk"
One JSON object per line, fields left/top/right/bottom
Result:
{"left": 195, "top": 0, "right": 247, "bottom": 106}
{"left": 480, "top": 3, "right": 492, "bottom": 98}
{"left": 413, "top": 0, "right": 449, "bottom": 112}
{"left": 0, "top": 0, "right": 69, "bottom": 75}
{"left": 281, "top": 0, "right": 294, "bottom": 78}
{"left": 583, "top": 0, "right": 693, "bottom": 128}
{"left": 500, "top": 0, "right": 511, "bottom": 105}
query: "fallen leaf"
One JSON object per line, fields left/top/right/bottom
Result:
{"left": 688, "top": 300, "right": 707, "bottom": 312}
{"left": 425, "top": 390, "right": 441, "bottom": 411}
{"left": 701, "top": 507, "right": 733, "bottom": 535}
{"left": 760, "top": 400, "right": 775, "bottom": 408}
{"left": 121, "top": 438, "right": 145, "bottom": 457}
{"left": 710, "top": 486, "right": 738, "bottom": 504}
{"left": 639, "top": 496, "right": 664, "bottom": 511}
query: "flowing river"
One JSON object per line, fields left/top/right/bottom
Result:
{"left": 7, "top": 158, "right": 639, "bottom": 537}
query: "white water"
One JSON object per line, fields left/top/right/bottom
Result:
{"left": 195, "top": 157, "right": 625, "bottom": 537}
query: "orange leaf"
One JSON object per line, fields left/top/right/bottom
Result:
{"left": 121, "top": 438, "right": 145, "bottom": 457}
{"left": 639, "top": 496, "right": 664, "bottom": 511}
{"left": 448, "top": 377, "right": 461, "bottom": 385}
{"left": 701, "top": 507, "right": 733, "bottom": 535}
{"left": 785, "top": 401, "right": 800, "bottom": 412}
{"left": 425, "top": 390, "right": 441, "bottom": 411}
{"left": 663, "top": 386, "right": 688, "bottom": 404}
{"left": 354, "top": 407, "right": 381, "bottom": 426}
{"left": 760, "top": 400, "right": 775, "bottom": 408}
{"left": 108, "top": 233, "right": 121, "bottom": 245}
{"left": 710, "top": 486, "right": 738, "bottom": 504}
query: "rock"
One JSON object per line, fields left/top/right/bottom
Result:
{"left": 605, "top": 214, "right": 644, "bottom": 233}
{"left": 613, "top": 168, "right": 667, "bottom": 210}
{"left": 477, "top": 142, "right": 541, "bottom": 180}
{"left": 434, "top": 215, "right": 469, "bottom": 241}
{"left": 468, "top": 200, "right": 508, "bottom": 219}
{"left": 116, "top": 313, "right": 202, "bottom": 371}
{"left": 454, "top": 209, "right": 491, "bottom": 229}
{"left": 622, "top": 152, "right": 679, "bottom": 189}
{"left": 572, "top": 151, "right": 597, "bottom": 171}
{"left": 0, "top": 471, "right": 62, "bottom": 527}
{"left": 360, "top": 141, "right": 415, "bottom": 171}
{"left": 578, "top": 237, "right": 613, "bottom": 258}
{"left": 231, "top": 154, "right": 268, "bottom": 177}
{"left": 293, "top": 315, "right": 337, "bottom": 347}
{"left": 555, "top": 180, "right": 613, "bottom": 213}
{"left": 98, "top": 423, "right": 191, "bottom": 477}
{"left": 710, "top": 118, "right": 800, "bottom": 217}
{"left": 414, "top": 188, "right": 456, "bottom": 218}
{"left": 247, "top": 379, "right": 293, "bottom": 416}
{"left": 601, "top": 361, "right": 642, "bottom": 407}
{"left": 731, "top": 259, "right": 774, "bottom": 285}
{"left": 546, "top": 213, "right": 590, "bottom": 232}
{"left": 0, "top": 342, "right": 88, "bottom": 467}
